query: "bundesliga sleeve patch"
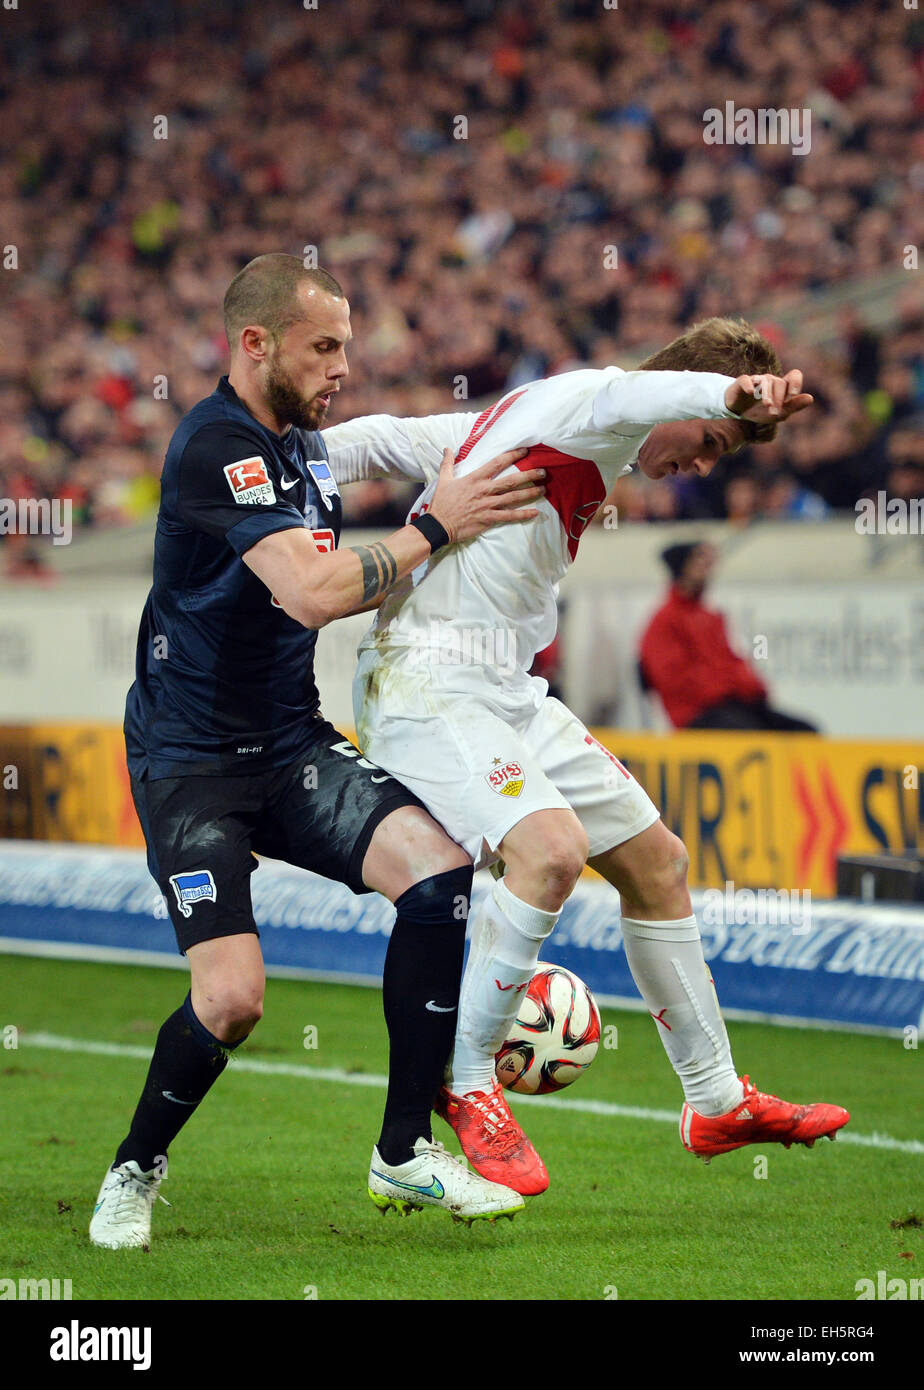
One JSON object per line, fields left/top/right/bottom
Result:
{"left": 223, "top": 456, "right": 277, "bottom": 505}
{"left": 485, "top": 760, "right": 525, "bottom": 797}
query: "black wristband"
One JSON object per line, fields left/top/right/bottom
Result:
{"left": 409, "top": 512, "right": 450, "bottom": 553}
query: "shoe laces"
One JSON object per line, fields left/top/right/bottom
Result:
{"left": 740, "top": 1076, "right": 774, "bottom": 1107}
{"left": 416, "top": 1138, "right": 467, "bottom": 1173}
{"left": 741, "top": 1076, "right": 815, "bottom": 1122}
{"left": 111, "top": 1167, "right": 171, "bottom": 1219}
{"left": 468, "top": 1087, "right": 522, "bottom": 1155}
{"left": 419, "top": 1138, "right": 448, "bottom": 1157}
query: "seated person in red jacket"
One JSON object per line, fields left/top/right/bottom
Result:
{"left": 639, "top": 542, "right": 818, "bottom": 732}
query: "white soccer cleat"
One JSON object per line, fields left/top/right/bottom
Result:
{"left": 368, "top": 1136, "right": 525, "bottom": 1225}
{"left": 89, "top": 1160, "right": 170, "bottom": 1249}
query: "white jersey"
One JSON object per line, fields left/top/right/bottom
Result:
{"left": 324, "top": 366, "right": 735, "bottom": 702}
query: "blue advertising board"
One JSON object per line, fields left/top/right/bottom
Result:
{"left": 1, "top": 842, "right": 922, "bottom": 1035}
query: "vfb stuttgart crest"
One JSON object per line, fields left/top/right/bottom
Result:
{"left": 485, "top": 760, "right": 525, "bottom": 797}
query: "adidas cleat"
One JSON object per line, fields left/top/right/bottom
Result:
{"left": 435, "top": 1081, "right": 548, "bottom": 1195}
{"left": 680, "top": 1075, "right": 850, "bottom": 1162}
{"left": 89, "top": 1160, "right": 170, "bottom": 1249}
{"left": 367, "top": 1136, "right": 524, "bottom": 1223}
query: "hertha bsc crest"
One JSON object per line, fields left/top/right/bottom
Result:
{"left": 485, "top": 761, "right": 525, "bottom": 797}
{"left": 169, "top": 870, "right": 217, "bottom": 918}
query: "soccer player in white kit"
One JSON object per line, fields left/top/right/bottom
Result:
{"left": 324, "top": 317, "right": 850, "bottom": 1195}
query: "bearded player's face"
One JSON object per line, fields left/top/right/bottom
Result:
{"left": 264, "top": 288, "right": 352, "bottom": 431}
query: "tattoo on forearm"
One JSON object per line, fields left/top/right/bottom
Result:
{"left": 349, "top": 542, "right": 398, "bottom": 602}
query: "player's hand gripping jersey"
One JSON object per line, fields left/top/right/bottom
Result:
{"left": 326, "top": 366, "right": 736, "bottom": 704}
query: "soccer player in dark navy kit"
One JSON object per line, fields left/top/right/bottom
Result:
{"left": 90, "top": 255, "right": 546, "bottom": 1244}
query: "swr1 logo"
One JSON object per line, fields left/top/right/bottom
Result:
{"left": 271, "top": 530, "right": 335, "bottom": 607}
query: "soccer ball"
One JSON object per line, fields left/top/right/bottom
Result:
{"left": 495, "top": 963, "right": 601, "bottom": 1095}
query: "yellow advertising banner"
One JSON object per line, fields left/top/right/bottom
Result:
{"left": 0, "top": 724, "right": 921, "bottom": 897}
{"left": 590, "top": 730, "right": 923, "bottom": 897}
{"left": 0, "top": 724, "right": 144, "bottom": 849}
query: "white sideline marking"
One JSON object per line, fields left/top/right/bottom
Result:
{"left": 22, "top": 1031, "right": 924, "bottom": 1157}
{"left": 1, "top": 939, "right": 909, "bottom": 1040}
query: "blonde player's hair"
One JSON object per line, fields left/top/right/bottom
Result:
{"left": 639, "top": 317, "right": 783, "bottom": 443}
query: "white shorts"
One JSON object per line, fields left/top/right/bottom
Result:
{"left": 353, "top": 662, "right": 660, "bottom": 869}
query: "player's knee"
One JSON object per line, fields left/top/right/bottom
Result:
{"left": 396, "top": 860, "right": 474, "bottom": 925}
{"left": 665, "top": 833, "right": 690, "bottom": 886}
{"left": 365, "top": 805, "right": 472, "bottom": 900}
{"left": 526, "top": 822, "right": 588, "bottom": 900}
{"left": 546, "top": 840, "right": 587, "bottom": 894}
{"left": 645, "top": 832, "right": 690, "bottom": 913}
{"left": 229, "top": 985, "right": 264, "bottom": 1032}
{"left": 205, "top": 982, "right": 264, "bottom": 1042}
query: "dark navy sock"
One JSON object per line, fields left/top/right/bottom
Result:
{"left": 377, "top": 864, "right": 472, "bottom": 1166}
{"left": 113, "top": 993, "right": 245, "bottom": 1173}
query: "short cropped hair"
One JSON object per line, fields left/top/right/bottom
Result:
{"left": 639, "top": 317, "right": 783, "bottom": 443}
{"left": 223, "top": 254, "right": 344, "bottom": 352}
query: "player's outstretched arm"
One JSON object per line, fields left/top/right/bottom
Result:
{"left": 243, "top": 446, "right": 544, "bottom": 629}
{"left": 592, "top": 366, "right": 812, "bottom": 432}
{"left": 323, "top": 412, "right": 476, "bottom": 486}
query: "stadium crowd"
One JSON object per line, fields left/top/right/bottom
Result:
{"left": 1, "top": 0, "right": 923, "bottom": 556}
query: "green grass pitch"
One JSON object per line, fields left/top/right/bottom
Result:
{"left": 1, "top": 955, "right": 920, "bottom": 1301}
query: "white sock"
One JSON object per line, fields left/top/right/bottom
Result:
{"left": 620, "top": 915, "right": 744, "bottom": 1116}
{"left": 449, "top": 877, "right": 560, "bottom": 1097}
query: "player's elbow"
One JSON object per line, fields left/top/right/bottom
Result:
{"left": 286, "top": 594, "right": 336, "bottom": 630}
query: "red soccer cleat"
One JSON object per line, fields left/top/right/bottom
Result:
{"left": 680, "top": 1075, "right": 850, "bottom": 1162}
{"left": 435, "top": 1081, "right": 549, "bottom": 1195}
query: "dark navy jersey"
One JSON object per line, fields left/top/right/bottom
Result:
{"left": 125, "top": 375, "right": 343, "bottom": 780}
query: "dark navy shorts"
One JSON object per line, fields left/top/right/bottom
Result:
{"left": 130, "top": 720, "right": 423, "bottom": 953}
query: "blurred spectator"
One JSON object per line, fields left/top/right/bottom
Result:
{"left": 724, "top": 473, "right": 764, "bottom": 528}
{"left": 639, "top": 541, "right": 819, "bottom": 731}
{"left": 762, "top": 472, "right": 829, "bottom": 520}
{"left": 1, "top": 0, "right": 922, "bottom": 560}
{"left": 340, "top": 478, "right": 416, "bottom": 529}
